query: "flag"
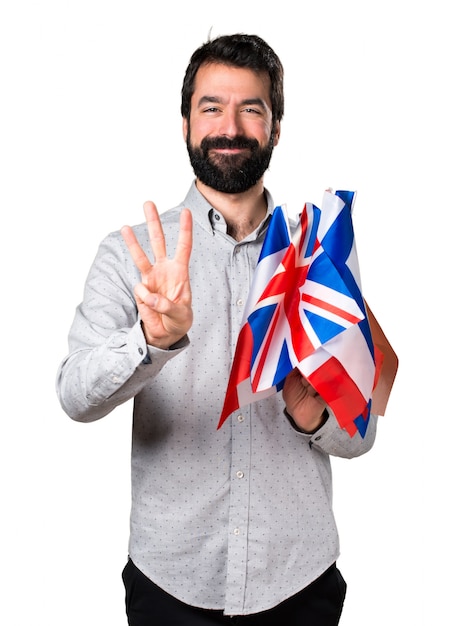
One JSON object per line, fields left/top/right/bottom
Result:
{"left": 218, "top": 204, "right": 291, "bottom": 423}
{"left": 218, "top": 189, "right": 380, "bottom": 438}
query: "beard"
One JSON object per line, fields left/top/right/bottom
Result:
{"left": 186, "top": 130, "right": 275, "bottom": 194}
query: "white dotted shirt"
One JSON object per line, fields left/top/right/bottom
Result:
{"left": 57, "top": 181, "right": 377, "bottom": 616}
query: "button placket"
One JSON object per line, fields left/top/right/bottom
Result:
{"left": 224, "top": 242, "right": 258, "bottom": 612}
{"left": 225, "top": 403, "right": 252, "bottom": 612}
{"left": 232, "top": 245, "right": 249, "bottom": 313}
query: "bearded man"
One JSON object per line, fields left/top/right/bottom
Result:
{"left": 57, "top": 33, "right": 377, "bottom": 626}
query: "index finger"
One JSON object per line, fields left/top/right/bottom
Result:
{"left": 174, "top": 208, "right": 193, "bottom": 266}
{"left": 120, "top": 224, "right": 152, "bottom": 275}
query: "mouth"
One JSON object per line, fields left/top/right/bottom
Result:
{"left": 209, "top": 146, "right": 251, "bottom": 157}
{"left": 203, "top": 136, "right": 257, "bottom": 155}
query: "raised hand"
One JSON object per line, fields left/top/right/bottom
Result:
{"left": 121, "top": 201, "right": 193, "bottom": 350}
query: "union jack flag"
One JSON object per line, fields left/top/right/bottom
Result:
{"left": 218, "top": 190, "right": 379, "bottom": 438}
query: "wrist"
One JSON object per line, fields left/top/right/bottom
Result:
{"left": 284, "top": 407, "right": 329, "bottom": 434}
{"left": 141, "top": 321, "right": 185, "bottom": 350}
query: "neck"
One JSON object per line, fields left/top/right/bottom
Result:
{"left": 196, "top": 179, "right": 268, "bottom": 241}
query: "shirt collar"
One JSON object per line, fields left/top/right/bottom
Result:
{"left": 182, "top": 180, "right": 275, "bottom": 242}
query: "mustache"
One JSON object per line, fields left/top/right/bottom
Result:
{"left": 200, "top": 135, "right": 260, "bottom": 152}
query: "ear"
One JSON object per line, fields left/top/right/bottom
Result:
{"left": 273, "top": 121, "right": 281, "bottom": 146}
{"left": 182, "top": 117, "right": 189, "bottom": 142}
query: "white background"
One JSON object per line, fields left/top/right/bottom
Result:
{"left": 1, "top": 1, "right": 453, "bottom": 624}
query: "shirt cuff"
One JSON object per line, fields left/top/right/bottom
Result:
{"left": 283, "top": 407, "right": 330, "bottom": 435}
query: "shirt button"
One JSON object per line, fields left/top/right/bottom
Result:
{"left": 237, "top": 414, "right": 245, "bottom": 423}
{"left": 214, "top": 213, "right": 220, "bottom": 221}
{"left": 138, "top": 347, "right": 144, "bottom": 355}
{"left": 233, "top": 528, "right": 240, "bottom": 536}
{"left": 236, "top": 471, "right": 244, "bottom": 479}
{"left": 236, "top": 298, "right": 244, "bottom": 306}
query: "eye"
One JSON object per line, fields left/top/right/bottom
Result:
{"left": 242, "top": 107, "right": 262, "bottom": 115}
{"left": 202, "top": 106, "right": 221, "bottom": 114}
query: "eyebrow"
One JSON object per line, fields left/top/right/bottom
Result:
{"left": 197, "top": 95, "right": 268, "bottom": 110}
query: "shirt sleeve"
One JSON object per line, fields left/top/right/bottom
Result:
{"left": 286, "top": 408, "right": 378, "bottom": 459}
{"left": 56, "top": 229, "right": 189, "bottom": 422}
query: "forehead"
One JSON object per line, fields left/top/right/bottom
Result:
{"left": 192, "top": 62, "right": 272, "bottom": 107}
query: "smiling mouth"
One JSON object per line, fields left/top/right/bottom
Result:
{"left": 210, "top": 147, "right": 250, "bottom": 156}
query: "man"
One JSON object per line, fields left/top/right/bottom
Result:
{"left": 57, "top": 34, "right": 377, "bottom": 625}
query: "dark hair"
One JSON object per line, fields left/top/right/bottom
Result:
{"left": 181, "top": 33, "right": 284, "bottom": 125}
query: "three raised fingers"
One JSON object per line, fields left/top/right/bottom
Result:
{"left": 121, "top": 202, "right": 192, "bottom": 271}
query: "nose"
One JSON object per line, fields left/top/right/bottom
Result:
{"left": 218, "top": 107, "right": 244, "bottom": 137}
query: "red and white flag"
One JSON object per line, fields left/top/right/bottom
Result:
{"left": 218, "top": 190, "right": 381, "bottom": 437}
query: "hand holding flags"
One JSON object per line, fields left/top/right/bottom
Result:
{"left": 219, "top": 189, "right": 396, "bottom": 437}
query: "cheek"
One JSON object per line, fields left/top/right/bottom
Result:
{"left": 250, "top": 119, "right": 274, "bottom": 143}
{"left": 187, "top": 117, "right": 214, "bottom": 145}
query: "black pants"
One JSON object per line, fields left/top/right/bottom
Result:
{"left": 122, "top": 558, "right": 347, "bottom": 626}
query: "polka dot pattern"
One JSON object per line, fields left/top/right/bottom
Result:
{"left": 57, "top": 182, "right": 370, "bottom": 616}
